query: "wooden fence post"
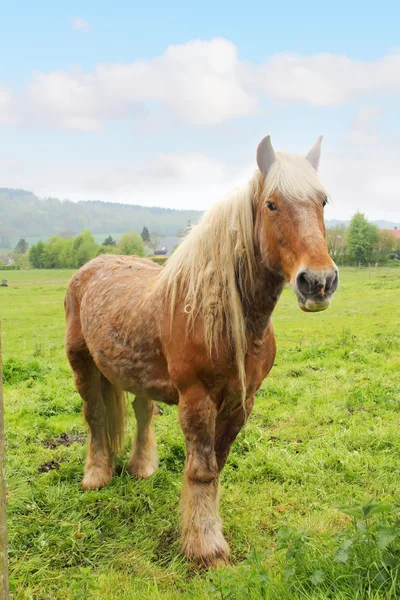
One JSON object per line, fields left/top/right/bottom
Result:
{"left": 0, "top": 322, "right": 9, "bottom": 599}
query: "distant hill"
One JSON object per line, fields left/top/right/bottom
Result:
{"left": 325, "top": 219, "right": 400, "bottom": 230}
{"left": 0, "top": 187, "right": 202, "bottom": 250}
{"left": 372, "top": 220, "right": 400, "bottom": 230}
{"left": 0, "top": 187, "right": 398, "bottom": 251}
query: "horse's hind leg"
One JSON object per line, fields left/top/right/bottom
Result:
{"left": 67, "top": 345, "right": 114, "bottom": 490}
{"left": 128, "top": 396, "right": 158, "bottom": 479}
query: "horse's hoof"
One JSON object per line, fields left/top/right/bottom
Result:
{"left": 182, "top": 533, "right": 230, "bottom": 567}
{"left": 201, "top": 551, "right": 230, "bottom": 568}
{"left": 128, "top": 449, "right": 158, "bottom": 479}
{"left": 128, "top": 458, "right": 158, "bottom": 479}
{"left": 82, "top": 466, "right": 112, "bottom": 490}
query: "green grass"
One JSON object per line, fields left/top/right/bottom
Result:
{"left": 0, "top": 268, "right": 75, "bottom": 283}
{"left": 1, "top": 266, "right": 400, "bottom": 599}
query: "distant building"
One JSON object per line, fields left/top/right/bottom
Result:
{"left": 382, "top": 227, "right": 400, "bottom": 260}
{"left": 391, "top": 227, "right": 400, "bottom": 240}
{"left": 154, "top": 236, "right": 182, "bottom": 257}
{"left": 381, "top": 226, "right": 400, "bottom": 241}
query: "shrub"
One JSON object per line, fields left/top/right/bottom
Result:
{"left": 0, "top": 265, "right": 20, "bottom": 271}
{"left": 149, "top": 256, "right": 168, "bottom": 266}
{"left": 3, "top": 357, "right": 48, "bottom": 385}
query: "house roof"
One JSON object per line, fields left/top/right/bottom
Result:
{"left": 383, "top": 228, "right": 400, "bottom": 239}
{"left": 154, "top": 236, "right": 182, "bottom": 256}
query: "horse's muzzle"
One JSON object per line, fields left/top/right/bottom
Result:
{"left": 293, "top": 266, "right": 339, "bottom": 312}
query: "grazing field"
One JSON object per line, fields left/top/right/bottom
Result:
{"left": 1, "top": 266, "right": 400, "bottom": 599}
{"left": 0, "top": 269, "right": 75, "bottom": 284}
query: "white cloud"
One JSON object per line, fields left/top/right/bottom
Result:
{"left": 0, "top": 86, "right": 17, "bottom": 124}
{"left": 0, "top": 138, "right": 399, "bottom": 222}
{"left": 0, "top": 38, "right": 399, "bottom": 222}
{"left": 0, "top": 151, "right": 247, "bottom": 210}
{"left": 322, "top": 154, "right": 400, "bottom": 223}
{"left": 71, "top": 17, "right": 91, "bottom": 32}
{"left": 346, "top": 105, "right": 383, "bottom": 146}
{"left": 321, "top": 122, "right": 400, "bottom": 223}
{"left": 249, "top": 52, "right": 400, "bottom": 106}
{"left": 18, "top": 38, "right": 255, "bottom": 130}
{"left": 1, "top": 39, "right": 400, "bottom": 130}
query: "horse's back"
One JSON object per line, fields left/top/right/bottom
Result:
{"left": 65, "top": 254, "right": 159, "bottom": 351}
{"left": 67, "top": 253, "right": 159, "bottom": 298}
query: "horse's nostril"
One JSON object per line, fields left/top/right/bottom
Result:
{"left": 296, "top": 270, "right": 311, "bottom": 295}
{"left": 296, "top": 268, "right": 338, "bottom": 298}
{"left": 326, "top": 271, "right": 338, "bottom": 294}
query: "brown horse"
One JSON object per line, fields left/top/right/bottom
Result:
{"left": 64, "top": 135, "right": 338, "bottom": 566}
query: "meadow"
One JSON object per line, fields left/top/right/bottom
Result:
{"left": 1, "top": 266, "right": 400, "bottom": 599}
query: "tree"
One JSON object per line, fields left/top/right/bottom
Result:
{"left": 346, "top": 212, "right": 379, "bottom": 265}
{"left": 13, "top": 251, "right": 30, "bottom": 269}
{"left": 326, "top": 225, "right": 347, "bottom": 262}
{"left": 374, "top": 230, "right": 397, "bottom": 262}
{"left": 178, "top": 219, "right": 193, "bottom": 238}
{"left": 141, "top": 227, "right": 150, "bottom": 243}
{"left": 71, "top": 231, "right": 98, "bottom": 267}
{"left": 15, "top": 238, "right": 29, "bottom": 254}
{"left": 117, "top": 232, "right": 145, "bottom": 257}
{"left": 97, "top": 244, "right": 118, "bottom": 256}
{"left": 29, "top": 240, "right": 45, "bottom": 268}
{"left": 41, "top": 237, "right": 71, "bottom": 268}
{"left": 102, "top": 235, "right": 116, "bottom": 247}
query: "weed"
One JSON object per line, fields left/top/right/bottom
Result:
{"left": 3, "top": 357, "right": 48, "bottom": 385}
{"left": 209, "top": 501, "right": 400, "bottom": 599}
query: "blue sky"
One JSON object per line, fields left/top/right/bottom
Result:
{"left": 0, "top": 1, "right": 399, "bottom": 222}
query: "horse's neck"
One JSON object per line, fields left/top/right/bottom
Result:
{"left": 241, "top": 263, "right": 285, "bottom": 336}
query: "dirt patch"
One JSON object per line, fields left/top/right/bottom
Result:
{"left": 43, "top": 432, "right": 85, "bottom": 449}
{"left": 38, "top": 460, "right": 61, "bottom": 473}
{"left": 115, "top": 463, "right": 124, "bottom": 476}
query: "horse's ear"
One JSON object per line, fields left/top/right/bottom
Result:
{"left": 306, "top": 135, "right": 323, "bottom": 170}
{"left": 257, "top": 135, "right": 276, "bottom": 176}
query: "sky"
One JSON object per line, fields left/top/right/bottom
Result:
{"left": 0, "top": 0, "right": 399, "bottom": 223}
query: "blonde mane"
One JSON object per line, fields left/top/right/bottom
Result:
{"left": 265, "top": 152, "right": 327, "bottom": 202}
{"left": 157, "top": 153, "right": 327, "bottom": 400}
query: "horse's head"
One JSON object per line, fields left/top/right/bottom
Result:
{"left": 255, "top": 135, "right": 338, "bottom": 312}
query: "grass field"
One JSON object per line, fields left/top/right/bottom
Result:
{"left": 0, "top": 269, "right": 75, "bottom": 283}
{"left": 1, "top": 266, "right": 400, "bottom": 599}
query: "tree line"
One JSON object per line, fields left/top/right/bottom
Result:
{"left": 326, "top": 213, "right": 399, "bottom": 265}
{"left": 1, "top": 213, "right": 399, "bottom": 270}
{"left": 0, "top": 187, "right": 202, "bottom": 247}
{"left": 29, "top": 231, "right": 145, "bottom": 269}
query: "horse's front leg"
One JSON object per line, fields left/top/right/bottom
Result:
{"left": 215, "top": 395, "right": 254, "bottom": 472}
{"left": 179, "top": 384, "right": 229, "bottom": 566}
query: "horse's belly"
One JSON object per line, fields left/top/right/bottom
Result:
{"left": 81, "top": 310, "right": 178, "bottom": 404}
{"left": 92, "top": 339, "right": 178, "bottom": 403}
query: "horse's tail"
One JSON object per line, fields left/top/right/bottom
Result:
{"left": 100, "top": 374, "right": 127, "bottom": 455}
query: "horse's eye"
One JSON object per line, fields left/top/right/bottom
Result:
{"left": 267, "top": 201, "right": 277, "bottom": 212}
{"left": 323, "top": 196, "right": 328, "bottom": 207}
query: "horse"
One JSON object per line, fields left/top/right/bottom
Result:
{"left": 64, "top": 134, "right": 338, "bottom": 566}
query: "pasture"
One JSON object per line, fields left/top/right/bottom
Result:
{"left": 1, "top": 266, "right": 400, "bottom": 599}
